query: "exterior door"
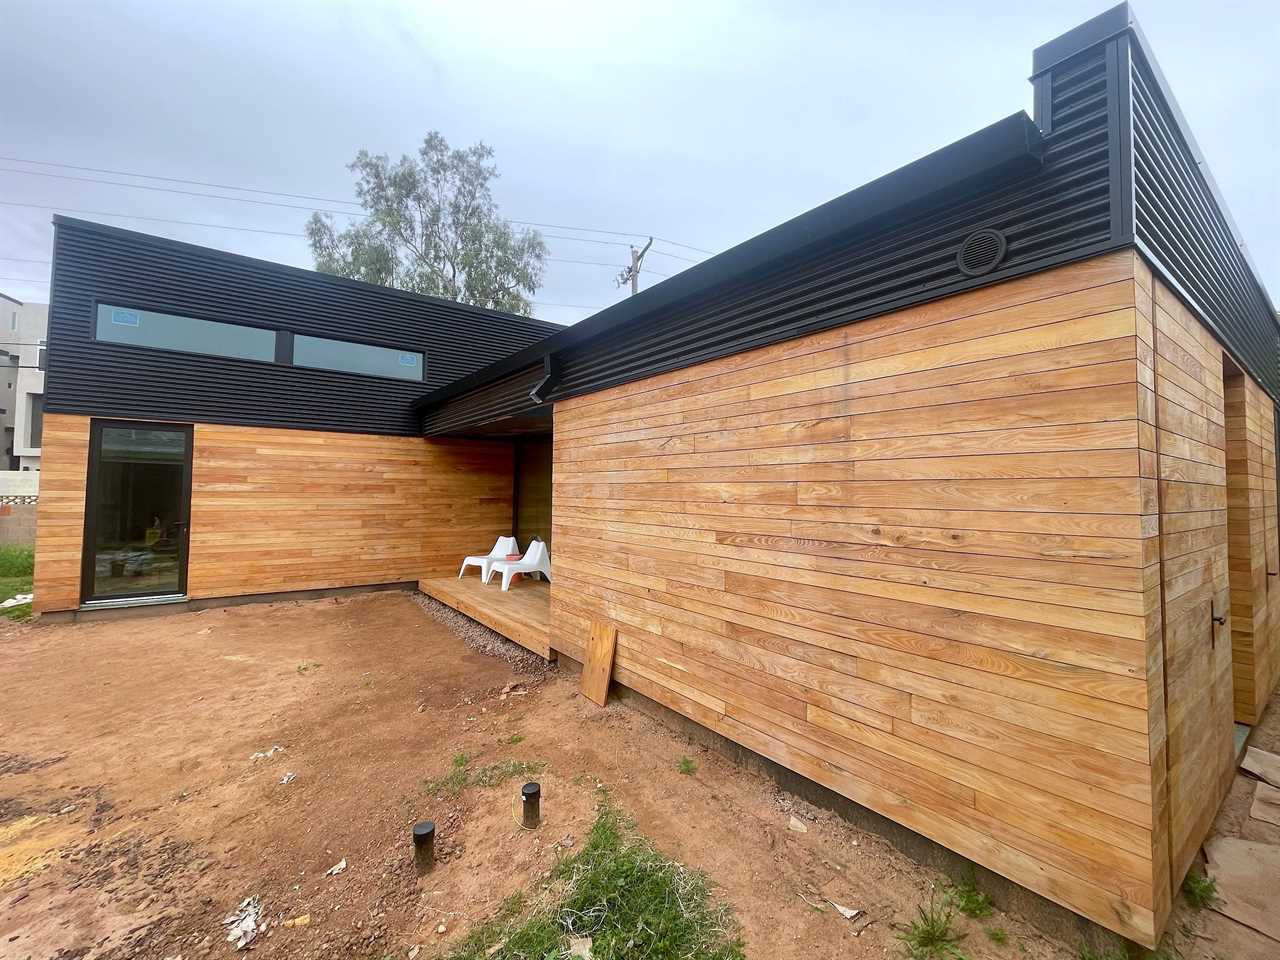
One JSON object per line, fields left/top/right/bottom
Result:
{"left": 81, "top": 421, "right": 193, "bottom": 602}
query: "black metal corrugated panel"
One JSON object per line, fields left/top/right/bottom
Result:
{"left": 420, "top": 363, "right": 546, "bottom": 435}
{"left": 45, "top": 217, "right": 560, "bottom": 435}
{"left": 1129, "top": 46, "right": 1280, "bottom": 400}
{"left": 421, "top": 45, "right": 1115, "bottom": 435}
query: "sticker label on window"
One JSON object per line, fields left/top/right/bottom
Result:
{"left": 398, "top": 353, "right": 417, "bottom": 366}
{"left": 111, "top": 309, "right": 141, "bottom": 327}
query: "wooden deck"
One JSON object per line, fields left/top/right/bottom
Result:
{"left": 418, "top": 575, "right": 551, "bottom": 659}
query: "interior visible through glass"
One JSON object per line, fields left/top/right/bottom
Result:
{"left": 88, "top": 425, "right": 188, "bottom": 599}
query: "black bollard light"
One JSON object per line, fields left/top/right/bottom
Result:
{"left": 413, "top": 820, "right": 435, "bottom": 872}
{"left": 521, "top": 782, "right": 541, "bottom": 829}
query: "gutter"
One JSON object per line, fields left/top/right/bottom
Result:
{"left": 412, "top": 110, "right": 1046, "bottom": 414}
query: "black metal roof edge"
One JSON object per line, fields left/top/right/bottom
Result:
{"left": 0, "top": 291, "right": 23, "bottom": 305}
{"left": 411, "top": 110, "right": 1045, "bottom": 413}
{"left": 1122, "top": 19, "right": 1278, "bottom": 323}
{"left": 1033, "top": 2, "right": 1276, "bottom": 322}
{"left": 50, "top": 215, "right": 566, "bottom": 335}
{"left": 1031, "top": 2, "right": 1132, "bottom": 77}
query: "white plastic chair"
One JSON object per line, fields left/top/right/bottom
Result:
{"left": 458, "top": 536, "right": 518, "bottom": 581}
{"left": 487, "top": 540, "right": 552, "bottom": 591}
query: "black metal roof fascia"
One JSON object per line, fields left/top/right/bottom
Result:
{"left": 412, "top": 110, "right": 1045, "bottom": 414}
{"left": 49, "top": 215, "right": 565, "bottom": 336}
{"left": 1034, "top": 2, "right": 1276, "bottom": 323}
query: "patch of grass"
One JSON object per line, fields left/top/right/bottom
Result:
{"left": 425, "top": 753, "right": 476, "bottom": 797}
{"left": 1181, "top": 869, "right": 1219, "bottom": 910}
{"left": 945, "top": 869, "right": 993, "bottom": 919}
{"left": 442, "top": 802, "right": 744, "bottom": 960}
{"left": 502, "top": 733, "right": 524, "bottom": 745}
{"left": 424, "top": 755, "right": 545, "bottom": 797}
{"left": 472, "top": 759, "right": 545, "bottom": 788}
{"left": 1077, "top": 943, "right": 1127, "bottom": 960}
{"left": 677, "top": 755, "right": 696, "bottom": 776}
{"left": 899, "top": 895, "right": 968, "bottom": 960}
{"left": 0, "top": 547, "right": 34, "bottom": 621}
{"left": 0, "top": 545, "right": 34, "bottom": 578}
{"left": 295, "top": 661, "right": 322, "bottom": 674}
{"left": 985, "top": 926, "right": 1007, "bottom": 945}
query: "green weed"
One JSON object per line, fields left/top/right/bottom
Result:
{"left": 899, "top": 895, "right": 968, "bottom": 960}
{"left": 442, "top": 802, "right": 744, "bottom": 960}
{"left": 1181, "top": 869, "right": 1219, "bottom": 910}
{"left": 945, "top": 868, "right": 993, "bottom": 919}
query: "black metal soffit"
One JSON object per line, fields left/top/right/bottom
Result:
{"left": 412, "top": 110, "right": 1046, "bottom": 415}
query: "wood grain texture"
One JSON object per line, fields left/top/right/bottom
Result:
{"left": 33, "top": 419, "right": 515, "bottom": 611}
{"left": 580, "top": 619, "right": 618, "bottom": 706}
{"left": 186, "top": 424, "right": 512, "bottom": 598}
{"left": 32, "top": 414, "right": 91, "bottom": 614}
{"left": 1139, "top": 266, "right": 1237, "bottom": 923}
{"left": 418, "top": 576, "right": 550, "bottom": 659}
{"left": 1222, "top": 365, "right": 1280, "bottom": 723}
{"left": 551, "top": 251, "right": 1166, "bottom": 945}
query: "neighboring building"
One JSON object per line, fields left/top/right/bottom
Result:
{"left": 29, "top": 4, "right": 1279, "bottom": 950}
{"left": 0, "top": 292, "right": 48, "bottom": 472}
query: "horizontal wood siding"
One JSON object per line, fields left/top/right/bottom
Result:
{"left": 1139, "top": 264, "right": 1237, "bottom": 910}
{"left": 33, "top": 418, "right": 514, "bottom": 610}
{"left": 31, "top": 414, "right": 92, "bottom": 613}
{"left": 186, "top": 424, "right": 513, "bottom": 598}
{"left": 550, "top": 252, "right": 1165, "bottom": 944}
{"left": 1222, "top": 364, "right": 1280, "bottom": 723}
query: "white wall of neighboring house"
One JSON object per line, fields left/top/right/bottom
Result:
{"left": 0, "top": 293, "right": 47, "bottom": 473}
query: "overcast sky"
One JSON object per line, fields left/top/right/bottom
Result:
{"left": 1, "top": 0, "right": 1276, "bottom": 324}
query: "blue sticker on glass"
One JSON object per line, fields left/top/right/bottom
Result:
{"left": 398, "top": 353, "right": 417, "bottom": 366}
{"left": 111, "top": 308, "right": 141, "bottom": 327}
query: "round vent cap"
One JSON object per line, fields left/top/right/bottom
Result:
{"left": 957, "top": 228, "right": 1007, "bottom": 277}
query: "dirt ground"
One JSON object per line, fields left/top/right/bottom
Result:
{"left": 0, "top": 590, "right": 1275, "bottom": 960}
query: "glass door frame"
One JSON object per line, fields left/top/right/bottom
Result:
{"left": 79, "top": 418, "right": 195, "bottom": 604}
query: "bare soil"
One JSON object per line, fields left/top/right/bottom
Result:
{"left": 0, "top": 591, "right": 1274, "bottom": 960}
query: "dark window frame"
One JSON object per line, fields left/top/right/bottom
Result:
{"left": 89, "top": 297, "right": 427, "bottom": 384}
{"left": 292, "top": 332, "right": 425, "bottom": 383}
{"left": 80, "top": 418, "right": 195, "bottom": 604}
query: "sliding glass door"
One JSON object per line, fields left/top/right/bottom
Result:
{"left": 81, "top": 421, "right": 193, "bottom": 602}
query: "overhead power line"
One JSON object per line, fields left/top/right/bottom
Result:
{"left": 0, "top": 169, "right": 699, "bottom": 262}
{"left": 0, "top": 166, "right": 363, "bottom": 217}
{"left": 0, "top": 199, "right": 678, "bottom": 277}
{"left": 0, "top": 155, "right": 715, "bottom": 255}
{"left": 0, "top": 155, "right": 361, "bottom": 206}
{"left": 0, "top": 256, "right": 51, "bottom": 263}
{"left": 0, "top": 199, "right": 308, "bottom": 237}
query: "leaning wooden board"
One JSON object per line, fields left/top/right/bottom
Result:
{"left": 580, "top": 619, "right": 618, "bottom": 706}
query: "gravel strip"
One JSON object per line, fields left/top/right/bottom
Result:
{"left": 411, "top": 591, "right": 554, "bottom": 676}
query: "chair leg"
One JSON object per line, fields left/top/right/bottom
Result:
{"left": 501, "top": 569, "right": 512, "bottom": 591}
{"left": 458, "top": 561, "right": 468, "bottom": 579}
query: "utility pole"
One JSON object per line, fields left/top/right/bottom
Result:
{"left": 616, "top": 237, "right": 653, "bottom": 296}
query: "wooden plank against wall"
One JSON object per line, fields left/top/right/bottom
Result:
{"left": 551, "top": 251, "right": 1166, "bottom": 946}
